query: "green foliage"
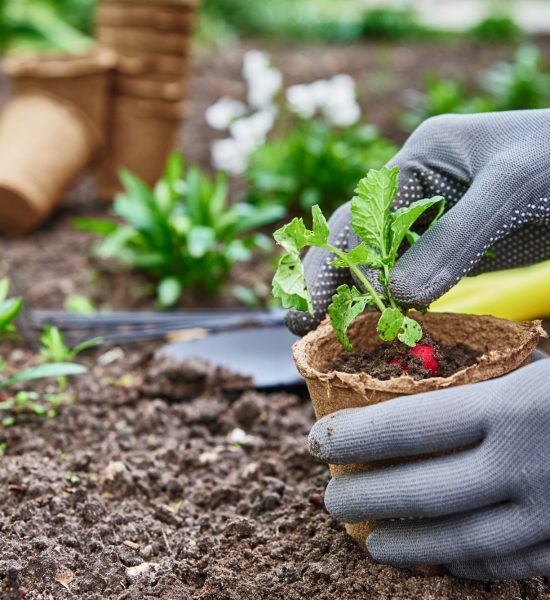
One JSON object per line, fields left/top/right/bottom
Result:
{"left": 272, "top": 167, "right": 445, "bottom": 350}
{"left": 481, "top": 45, "right": 550, "bottom": 111}
{"left": 246, "top": 121, "right": 397, "bottom": 215}
{"left": 40, "top": 325, "right": 101, "bottom": 363}
{"left": 0, "top": 362, "right": 87, "bottom": 426}
{"left": 470, "top": 15, "right": 521, "bottom": 41}
{"left": 200, "top": 0, "right": 365, "bottom": 42}
{"left": 403, "top": 46, "right": 550, "bottom": 131}
{"left": 0, "top": 278, "right": 22, "bottom": 340}
{"left": 360, "top": 6, "right": 432, "bottom": 40}
{"left": 0, "top": 0, "right": 93, "bottom": 53}
{"left": 76, "top": 153, "right": 284, "bottom": 308}
{"left": 401, "top": 76, "right": 492, "bottom": 132}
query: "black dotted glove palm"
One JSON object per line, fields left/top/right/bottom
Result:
{"left": 286, "top": 110, "right": 550, "bottom": 336}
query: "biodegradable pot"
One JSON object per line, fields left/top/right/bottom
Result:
{"left": 114, "top": 75, "right": 187, "bottom": 100}
{"left": 97, "top": 95, "right": 186, "bottom": 200}
{"left": 96, "top": 2, "right": 197, "bottom": 31}
{"left": 97, "top": 26, "right": 192, "bottom": 55}
{"left": 2, "top": 48, "right": 116, "bottom": 142}
{"left": 0, "top": 95, "right": 97, "bottom": 234}
{"left": 293, "top": 311, "right": 545, "bottom": 557}
{"left": 111, "top": 52, "right": 188, "bottom": 78}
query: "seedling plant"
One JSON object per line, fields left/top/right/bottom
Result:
{"left": 76, "top": 153, "right": 284, "bottom": 308}
{"left": 273, "top": 166, "right": 444, "bottom": 356}
{"left": 0, "top": 277, "right": 87, "bottom": 426}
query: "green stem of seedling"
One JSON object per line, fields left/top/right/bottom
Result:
{"left": 382, "top": 264, "right": 399, "bottom": 310}
{"left": 326, "top": 244, "right": 387, "bottom": 314}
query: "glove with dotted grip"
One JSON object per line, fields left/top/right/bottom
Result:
{"left": 307, "top": 359, "right": 550, "bottom": 581}
{"left": 286, "top": 110, "right": 550, "bottom": 336}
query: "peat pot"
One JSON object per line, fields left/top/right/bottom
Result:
{"left": 293, "top": 311, "right": 545, "bottom": 567}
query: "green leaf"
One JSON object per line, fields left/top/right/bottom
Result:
{"left": 72, "top": 337, "right": 103, "bottom": 355}
{"left": 273, "top": 205, "right": 329, "bottom": 254}
{"left": 377, "top": 307, "right": 404, "bottom": 341}
{"left": 351, "top": 166, "right": 399, "bottom": 252}
{"left": 157, "top": 277, "right": 182, "bottom": 308}
{"left": 1, "top": 363, "right": 87, "bottom": 389}
{"left": 73, "top": 218, "right": 119, "bottom": 236}
{"left": 272, "top": 252, "right": 313, "bottom": 313}
{"left": 188, "top": 226, "right": 216, "bottom": 258}
{"left": 0, "top": 278, "right": 9, "bottom": 304}
{"left": 330, "top": 243, "right": 382, "bottom": 268}
{"left": 398, "top": 316, "right": 423, "bottom": 347}
{"left": 328, "top": 285, "right": 370, "bottom": 351}
{"left": 389, "top": 196, "right": 445, "bottom": 262}
{"left": 0, "top": 297, "right": 22, "bottom": 332}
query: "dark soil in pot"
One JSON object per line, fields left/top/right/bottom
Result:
{"left": 331, "top": 334, "right": 482, "bottom": 380}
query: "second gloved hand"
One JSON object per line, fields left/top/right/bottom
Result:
{"left": 308, "top": 359, "right": 550, "bottom": 581}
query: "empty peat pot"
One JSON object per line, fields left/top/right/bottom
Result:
{"left": 293, "top": 311, "right": 545, "bottom": 568}
{"left": 97, "top": 95, "right": 186, "bottom": 200}
{"left": 3, "top": 47, "right": 116, "bottom": 139}
{"left": 0, "top": 95, "right": 98, "bottom": 234}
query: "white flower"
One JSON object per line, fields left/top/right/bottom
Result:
{"left": 205, "top": 97, "right": 247, "bottom": 130}
{"left": 230, "top": 109, "right": 276, "bottom": 147}
{"left": 286, "top": 83, "right": 318, "bottom": 119}
{"left": 211, "top": 138, "right": 251, "bottom": 176}
{"left": 320, "top": 74, "right": 362, "bottom": 127}
{"left": 243, "top": 50, "right": 282, "bottom": 109}
{"left": 243, "top": 50, "right": 271, "bottom": 81}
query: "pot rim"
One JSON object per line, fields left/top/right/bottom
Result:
{"left": 2, "top": 47, "right": 117, "bottom": 79}
{"left": 293, "top": 311, "right": 546, "bottom": 395}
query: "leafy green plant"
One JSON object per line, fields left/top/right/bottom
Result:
{"left": 40, "top": 325, "right": 101, "bottom": 363}
{"left": 403, "top": 46, "right": 550, "bottom": 132}
{"left": 360, "top": 6, "right": 433, "bottom": 40}
{"left": 0, "top": 362, "right": 87, "bottom": 426}
{"left": 76, "top": 153, "right": 284, "bottom": 308}
{"left": 0, "top": 278, "right": 22, "bottom": 340}
{"left": 481, "top": 45, "right": 550, "bottom": 111}
{"left": 401, "top": 76, "right": 493, "bottom": 132}
{"left": 470, "top": 14, "right": 521, "bottom": 41}
{"left": 246, "top": 121, "right": 397, "bottom": 215}
{"left": 39, "top": 325, "right": 100, "bottom": 390}
{"left": 0, "top": 0, "right": 93, "bottom": 53}
{"left": 272, "top": 166, "right": 444, "bottom": 350}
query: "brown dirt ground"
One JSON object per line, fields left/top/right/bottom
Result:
{"left": 1, "top": 344, "right": 549, "bottom": 600}
{"left": 1, "top": 37, "right": 550, "bottom": 599}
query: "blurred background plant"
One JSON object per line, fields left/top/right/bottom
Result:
{"left": 76, "top": 153, "right": 284, "bottom": 308}
{"left": 402, "top": 45, "right": 550, "bottom": 130}
{"left": 0, "top": 0, "right": 94, "bottom": 53}
{"left": 207, "top": 50, "right": 396, "bottom": 214}
{"left": 0, "top": 277, "right": 87, "bottom": 426}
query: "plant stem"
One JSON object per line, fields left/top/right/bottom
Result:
{"left": 326, "top": 244, "right": 387, "bottom": 313}
{"left": 382, "top": 264, "right": 399, "bottom": 309}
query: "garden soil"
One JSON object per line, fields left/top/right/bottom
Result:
{"left": 1, "top": 37, "right": 550, "bottom": 598}
{"left": 1, "top": 344, "right": 549, "bottom": 599}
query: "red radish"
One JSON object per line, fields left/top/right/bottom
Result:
{"left": 410, "top": 344, "right": 439, "bottom": 376}
{"left": 390, "top": 357, "right": 408, "bottom": 371}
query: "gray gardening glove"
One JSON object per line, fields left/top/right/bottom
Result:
{"left": 286, "top": 110, "right": 550, "bottom": 335}
{"left": 308, "top": 359, "right": 550, "bottom": 581}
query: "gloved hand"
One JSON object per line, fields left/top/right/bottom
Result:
{"left": 286, "top": 110, "right": 550, "bottom": 336}
{"left": 308, "top": 359, "right": 550, "bottom": 581}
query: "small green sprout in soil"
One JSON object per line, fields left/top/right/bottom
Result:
{"left": 39, "top": 325, "right": 101, "bottom": 390}
{"left": 272, "top": 166, "right": 445, "bottom": 360}
{"left": 0, "top": 277, "right": 88, "bottom": 426}
{"left": 76, "top": 153, "right": 285, "bottom": 308}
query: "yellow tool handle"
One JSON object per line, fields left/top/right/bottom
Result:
{"left": 431, "top": 260, "right": 550, "bottom": 321}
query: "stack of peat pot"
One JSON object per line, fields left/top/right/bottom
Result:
{"left": 95, "top": 0, "right": 199, "bottom": 200}
{"left": 0, "top": 49, "right": 116, "bottom": 233}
